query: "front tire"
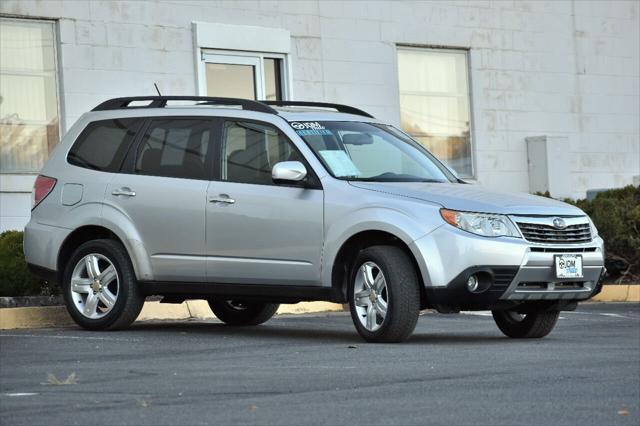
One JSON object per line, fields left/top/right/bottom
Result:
{"left": 207, "top": 300, "right": 279, "bottom": 326}
{"left": 63, "top": 239, "right": 144, "bottom": 331}
{"left": 492, "top": 309, "right": 560, "bottom": 338}
{"left": 348, "top": 246, "right": 420, "bottom": 343}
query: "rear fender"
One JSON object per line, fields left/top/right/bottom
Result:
{"left": 100, "top": 203, "right": 154, "bottom": 281}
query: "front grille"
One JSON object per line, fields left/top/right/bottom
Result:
{"left": 516, "top": 222, "right": 592, "bottom": 244}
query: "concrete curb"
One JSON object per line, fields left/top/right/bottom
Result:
{"left": 592, "top": 284, "right": 640, "bottom": 303}
{"left": 1, "top": 286, "right": 637, "bottom": 330}
{"left": 0, "top": 306, "right": 75, "bottom": 329}
{"left": 137, "top": 300, "right": 344, "bottom": 321}
{"left": 0, "top": 301, "right": 344, "bottom": 330}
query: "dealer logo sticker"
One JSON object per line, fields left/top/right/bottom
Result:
{"left": 290, "top": 122, "right": 325, "bottom": 130}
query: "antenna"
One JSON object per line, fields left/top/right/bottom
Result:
{"left": 154, "top": 83, "right": 162, "bottom": 96}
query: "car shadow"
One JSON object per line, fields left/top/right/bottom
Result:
{"left": 129, "top": 320, "right": 359, "bottom": 343}
{"left": 125, "top": 320, "right": 511, "bottom": 345}
{"left": 408, "top": 333, "right": 509, "bottom": 345}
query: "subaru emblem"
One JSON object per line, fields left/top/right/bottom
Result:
{"left": 552, "top": 217, "right": 566, "bottom": 229}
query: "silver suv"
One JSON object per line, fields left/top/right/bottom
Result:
{"left": 24, "top": 96, "right": 605, "bottom": 343}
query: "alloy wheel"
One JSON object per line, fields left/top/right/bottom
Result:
{"left": 225, "top": 300, "right": 248, "bottom": 311}
{"left": 70, "top": 253, "right": 120, "bottom": 319}
{"left": 353, "top": 261, "right": 388, "bottom": 332}
{"left": 505, "top": 311, "right": 526, "bottom": 322}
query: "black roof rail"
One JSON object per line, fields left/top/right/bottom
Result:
{"left": 92, "top": 96, "right": 278, "bottom": 114}
{"left": 261, "top": 101, "right": 374, "bottom": 118}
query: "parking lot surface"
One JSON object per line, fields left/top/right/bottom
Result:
{"left": 1, "top": 303, "right": 638, "bottom": 425}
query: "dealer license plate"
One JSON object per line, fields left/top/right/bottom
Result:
{"left": 555, "top": 254, "right": 583, "bottom": 279}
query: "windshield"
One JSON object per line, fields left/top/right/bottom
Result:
{"left": 290, "top": 121, "right": 456, "bottom": 182}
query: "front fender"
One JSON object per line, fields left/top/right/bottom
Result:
{"left": 322, "top": 205, "right": 442, "bottom": 288}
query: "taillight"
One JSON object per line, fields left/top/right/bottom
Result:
{"left": 32, "top": 175, "right": 57, "bottom": 209}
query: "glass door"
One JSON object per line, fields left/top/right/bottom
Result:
{"left": 202, "top": 54, "right": 262, "bottom": 100}
{"left": 200, "top": 51, "right": 286, "bottom": 101}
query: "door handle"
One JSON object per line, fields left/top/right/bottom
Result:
{"left": 112, "top": 187, "right": 136, "bottom": 197}
{"left": 209, "top": 194, "right": 235, "bottom": 204}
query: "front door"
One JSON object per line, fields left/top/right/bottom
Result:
{"left": 205, "top": 119, "right": 324, "bottom": 285}
{"left": 106, "top": 118, "right": 216, "bottom": 282}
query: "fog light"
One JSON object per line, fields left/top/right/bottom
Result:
{"left": 467, "top": 275, "right": 479, "bottom": 292}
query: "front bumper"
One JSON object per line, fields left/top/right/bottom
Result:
{"left": 500, "top": 248, "right": 603, "bottom": 301}
{"left": 410, "top": 226, "right": 606, "bottom": 311}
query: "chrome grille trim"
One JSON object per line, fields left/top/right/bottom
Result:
{"left": 511, "top": 216, "right": 592, "bottom": 244}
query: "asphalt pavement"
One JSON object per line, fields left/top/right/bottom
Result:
{"left": 1, "top": 303, "right": 639, "bottom": 426}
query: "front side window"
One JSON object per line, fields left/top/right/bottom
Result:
{"left": 68, "top": 119, "right": 140, "bottom": 172}
{"left": 222, "top": 121, "right": 302, "bottom": 185}
{"left": 0, "top": 18, "right": 59, "bottom": 173}
{"left": 397, "top": 47, "right": 472, "bottom": 177}
{"left": 292, "top": 121, "right": 455, "bottom": 183}
{"left": 135, "top": 119, "right": 213, "bottom": 180}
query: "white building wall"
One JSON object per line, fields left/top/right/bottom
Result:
{"left": 0, "top": 0, "right": 638, "bottom": 231}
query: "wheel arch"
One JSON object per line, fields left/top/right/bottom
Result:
{"left": 101, "top": 204, "right": 154, "bottom": 281}
{"left": 57, "top": 225, "right": 121, "bottom": 282}
{"left": 329, "top": 229, "right": 427, "bottom": 308}
{"left": 57, "top": 222, "right": 153, "bottom": 283}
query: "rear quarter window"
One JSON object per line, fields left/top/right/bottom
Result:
{"left": 67, "top": 118, "right": 141, "bottom": 172}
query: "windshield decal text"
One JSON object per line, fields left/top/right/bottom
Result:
{"left": 296, "top": 129, "right": 333, "bottom": 136}
{"left": 290, "top": 122, "right": 332, "bottom": 136}
{"left": 291, "top": 121, "right": 325, "bottom": 130}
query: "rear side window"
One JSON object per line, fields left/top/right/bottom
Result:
{"left": 134, "top": 119, "right": 213, "bottom": 180}
{"left": 68, "top": 118, "right": 140, "bottom": 172}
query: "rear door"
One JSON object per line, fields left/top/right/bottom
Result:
{"left": 106, "top": 117, "right": 216, "bottom": 282}
{"left": 62, "top": 118, "right": 143, "bottom": 229}
{"left": 205, "top": 119, "right": 324, "bottom": 285}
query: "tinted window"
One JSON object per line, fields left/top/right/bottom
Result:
{"left": 135, "top": 119, "right": 213, "bottom": 180}
{"left": 222, "top": 121, "right": 302, "bottom": 185}
{"left": 68, "top": 118, "right": 140, "bottom": 172}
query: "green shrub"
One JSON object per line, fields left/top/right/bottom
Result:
{"left": 537, "top": 186, "right": 640, "bottom": 283}
{"left": 0, "top": 230, "right": 59, "bottom": 297}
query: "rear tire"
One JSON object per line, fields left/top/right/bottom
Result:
{"left": 63, "top": 239, "right": 144, "bottom": 331}
{"left": 207, "top": 300, "right": 279, "bottom": 326}
{"left": 492, "top": 309, "right": 560, "bottom": 338}
{"left": 348, "top": 245, "right": 420, "bottom": 343}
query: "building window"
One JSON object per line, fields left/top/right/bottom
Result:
{"left": 0, "top": 18, "right": 59, "bottom": 173}
{"left": 397, "top": 47, "right": 472, "bottom": 177}
{"left": 200, "top": 51, "right": 286, "bottom": 101}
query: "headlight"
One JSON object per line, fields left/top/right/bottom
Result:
{"left": 587, "top": 216, "right": 599, "bottom": 237}
{"left": 440, "top": 209, "right": 521, "bottom": 238}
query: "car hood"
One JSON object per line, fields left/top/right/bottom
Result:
{"left": 349, "top": 182, "right": 584, "bottom": 216}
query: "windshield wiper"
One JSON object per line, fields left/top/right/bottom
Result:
{"left": 347, "top": 177, "right": 446, "bottom": 183}
{"left": 345, "top": 172, "right": 446, "bottom": 183}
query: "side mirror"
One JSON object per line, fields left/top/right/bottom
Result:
{"left": 272, "top": 161, "right": 307, "bottom": 183}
